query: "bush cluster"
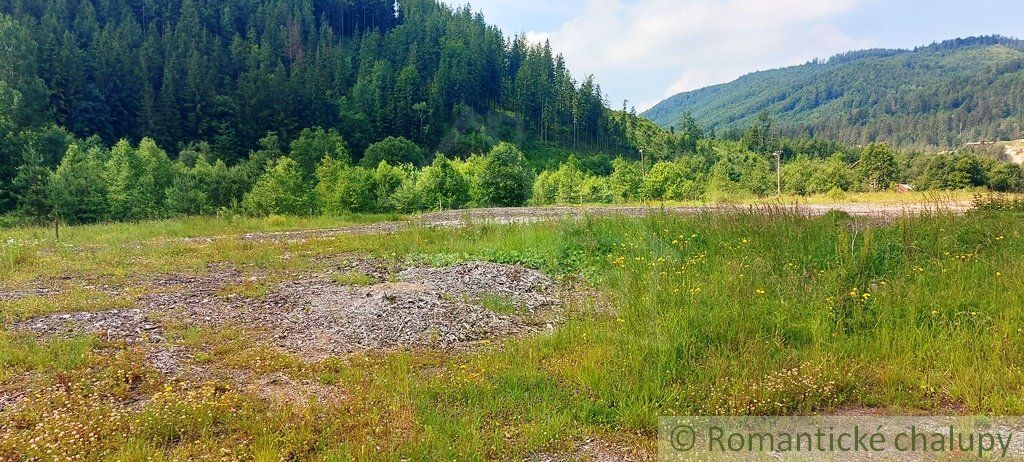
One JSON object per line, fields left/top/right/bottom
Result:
{"left": 8, "top": 131, "right": 1024, "bottom": 225}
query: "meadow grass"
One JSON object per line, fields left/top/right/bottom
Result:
{"left": 1, "top": 208, "right": 1023, "bottom": 459}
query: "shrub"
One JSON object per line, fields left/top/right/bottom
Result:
{"left": 417, "top": 154, "right": 469, "bottom": 210}
{"left": 241, "top": 157, "right": 315, "bottom": 216}
{"left": 988, "top": 163, "right": 1023, "bottom": 192}
{"left": 477, "top": 142, "right": 533, "bottom": 207}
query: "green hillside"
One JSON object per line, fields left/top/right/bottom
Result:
{"left": 0, "top": 0, "right": 648, "bottom": 213}
{"left": 644, "top": 36, "right": 1024, "bottom": 149}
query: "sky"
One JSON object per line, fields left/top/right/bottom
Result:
{"left": 439, "top": 0, "right": 1024, "bottom": 111}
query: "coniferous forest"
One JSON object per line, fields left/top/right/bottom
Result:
{"left": 2, "top": 0, "right": 1023, "bottom": 227}
{"left": 0, "top": 0, "right": 649, "bottom": 218}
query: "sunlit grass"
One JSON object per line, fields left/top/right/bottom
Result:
{"left": 2, "top": 209, "right": 1023, "bottom": 459}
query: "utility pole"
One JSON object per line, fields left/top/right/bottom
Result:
{"left": 773, "top": 151, "right": 782, "bottom": 197}
{"left": 639, "top": 148, "right": 646, "bottom": 205}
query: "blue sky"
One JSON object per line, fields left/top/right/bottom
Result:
{"left": 439, "top": 0, "right": 1024, "bottom": 111}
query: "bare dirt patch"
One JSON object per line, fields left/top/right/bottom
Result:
{"left": 246, "top": 372, "right": 346, "bottom": 406}
{"left": 531, "top": 437, "right": 654, "bottom": 462}
{"left": 15, "top": 308, "right": 164, "bottom": 343}
{"left": 1004, "top": 140, "right": 1024, "bottom": 165}
{"left": 12, "top": 259, "right": 562, "bottom": 367}
{"left": 0, "top": 286, "right": 60, "bottom": 302}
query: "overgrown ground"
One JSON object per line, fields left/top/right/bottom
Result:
{"left": 1, "top": 205, "right": 1023, "bottom": 460}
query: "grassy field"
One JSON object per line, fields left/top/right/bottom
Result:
{"left": 2, "top": 206, "right": 1024, "bottom": 460}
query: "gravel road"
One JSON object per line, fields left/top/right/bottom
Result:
{"left": 223, "top": 201, "right": 972, "bottom": 243}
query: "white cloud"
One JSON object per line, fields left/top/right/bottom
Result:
{"left": 441, "top": 0, "right": 876, "bottom": 108}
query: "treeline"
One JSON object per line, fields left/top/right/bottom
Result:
{"left": 8, "top": 125, "right": 1023, "bottom": 227}
{"left": 0, "top": 0, "right": 644, "bottom": 212}
{"left": 10, "top": 129, "right": 540, "bottom": 224}
{"left": 531, "top": 143, "right": 1023, "bottom": 206}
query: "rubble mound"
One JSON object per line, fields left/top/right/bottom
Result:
{"left": 332, "top": 254, "right": 402, "bottom": 283}
{"left": 398, "top": 261, "right": 558, "bottom": 312}
{"left": 264, "top": 281, "right": 523, "bottom": 357}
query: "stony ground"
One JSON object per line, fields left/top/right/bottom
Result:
{"left": 9, "top": 258, "right": 562, "bottom": 372}
{"left": 1, "top": 246, "right": 640, "bottom": 459}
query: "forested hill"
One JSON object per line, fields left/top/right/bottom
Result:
{"left": 0, "top": 0, "right": 635, "bottom": 164}
{"left": 644, "top": 36, "right": 1024, "bottom": 149}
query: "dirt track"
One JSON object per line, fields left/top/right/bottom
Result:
{"left": 222, "top": 201, "right": 972, "bottom": 243}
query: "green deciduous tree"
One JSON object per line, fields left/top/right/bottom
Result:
{"left": 242, "top": 157, "right": 315, "bottom": 216}
{"left": 165, "top": 162, "right": 209, "bottom": 216}
{"left": 781, "top": 155, "right": 816, "bottom": 196}
{"left": 641, "top": 157, "right": 708, "bottom": 201}
{"left": 609, "top": 158, "right": 642, "bottom": 203}
{"left": 477, "top": 142, "right": 533, "bottom": 207}
{"left": 105, "top": 139, "right": 166, "bottom": 221}
{"left": 330, "top": 167, "right": 377, "bottom": 214}
{"left": 808, "top": 153, "right": 853, "bottom": 194}
{"left": 373, "top": 161, "right": 410, "bottom": 212}
{"left": 857, "top": 143, "right": 901, "bottom": 191}
{"left": 361, "top": 136, "right": 425, "bottom": 168}
{"left": 417, "top": 154, "right": 468, "bottom": 210}
{"left": 289, "top": 127, "right": 350, "bottom": 181}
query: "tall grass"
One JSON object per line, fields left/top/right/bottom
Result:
{"left": 2, "top": 209, "right": 1023, "bottom": 459}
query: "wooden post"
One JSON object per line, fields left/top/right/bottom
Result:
{"left": 54, "top": 217, "right": 59, "bottom": 242}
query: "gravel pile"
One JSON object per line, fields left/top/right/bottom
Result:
{"left": 333, "top": 255, "right": 401, "bottom": 283}
{"left": 263, "top": 281, "right": 523, "bottom": 357}
{"left": 15, "top": 308, "right": 164, "bottom": 343}
{"left": 398, "top": 262, "right": 558, "bottom": 312}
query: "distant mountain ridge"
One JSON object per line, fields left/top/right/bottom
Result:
{"left": 643, "top": 36, "right": 1024, "bottom": 149}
